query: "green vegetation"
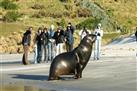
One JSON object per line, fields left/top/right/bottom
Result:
{"left": 0, "top": 0, "right": 18, "bottom": 10}
{"left": 3, "top": 11, "right": 22, "bottom": 22}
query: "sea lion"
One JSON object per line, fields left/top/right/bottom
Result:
{"left": 48, "top": 34, "right": 96, "bottom": 80}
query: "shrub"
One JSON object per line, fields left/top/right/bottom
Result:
{"left": 76, "top": 17, "right": 101, "bottom": 29}
{"left": 77, "top": 8, "right": 91, "bottom": 17}
{"left": 31, "top": 3, "right": 45, "bottom": 9}
{"left": 60, "top": 17, "right": 67, "bottom": 28}
{"left": 32, "top": 10, "right": 49, "bottom": 18}
{"left": 3, "top": 11, "right": 21, "bottom": 22}
{"left": 59, "top": 0, "right": 71, "bottom": 3}
{"left": 0, "top": 0, "right": 18, "bottom": 10}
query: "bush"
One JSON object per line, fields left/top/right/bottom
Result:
{"left": 0, "top": 0, "right": 18, "bottom": 10}
{"left": 77, "top": 8, "right": 91, "bottom": 17}
{"left": 31, "top": 3, "right": 45, "bottom": 9}
{"left": 32, "top": 10, "right": 64, "bottom": 18}
{"left": 76, "top": 17, "right": 101, "bottom": 29}
{"left": 3, "top": 11, "right": 21, "bottom": 22}
{"left": 60, "top": 17, "right": 67, "bottom": 28}
{"left": 59, "top": 0, "right": 72, "bottom": 2}
{"left": 32, "top": 10, "right": 46, "bottom": 18}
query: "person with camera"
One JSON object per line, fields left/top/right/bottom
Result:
{"left": 94, "top": 23, "right": 103, "bottom": 60}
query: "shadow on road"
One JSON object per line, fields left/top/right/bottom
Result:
{"left": 11, "top": 74, "right": 77, "bottom": 81}
{"left": 11, "top": 74, "right": 49, "bottom": 81}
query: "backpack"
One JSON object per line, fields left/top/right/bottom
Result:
{"left": 22, "top": 34, "right": 29, "bottom": 45}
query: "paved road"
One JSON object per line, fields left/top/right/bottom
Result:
{"left": 1, "top": 55, "right": 136, "bottom": 91}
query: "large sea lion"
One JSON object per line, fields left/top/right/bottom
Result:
{"left": 48, "top": 34, "right": 96, "bottom": 80}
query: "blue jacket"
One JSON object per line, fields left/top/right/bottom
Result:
{"left": 65, "top": 29, "right": 74, "bottom": 45}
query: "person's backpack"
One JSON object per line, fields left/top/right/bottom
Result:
{"left": 22, "top": 34, "right": 29, "bottom": 45}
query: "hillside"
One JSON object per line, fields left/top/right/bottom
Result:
{"left": 0, "top": 0, "right": 137, "bottom": 53}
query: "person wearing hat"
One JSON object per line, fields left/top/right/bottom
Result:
{"left": 94, "top": 23, "right": 103, "bottom": 60}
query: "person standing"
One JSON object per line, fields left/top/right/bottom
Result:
{"left": 53, "top": 27, "right": 65, "bottom": 56}
{"left": 68, "top": 22, "right": 75, "bottom": 35}
{"left": 65, "top": 25, "right": 74, "bottom": 52}
{"left": 79, "top": 26, "right": 90, "bottom": 40}
{"left": 22, "top": 27, "right": 32, "bottom": 65}
{"left": 33, "top": 30, "right": 39, "bottom": 64}
{"left": 135, "top": 27, "right": 137, "bottom": 42}
{"left": 36, "top": 27, "right": 43, "bottom": 63}
{"left": 48, "top": 24, "right": 55, "bottom": 62}
{"left": 94, "top": 23, "right": 103, "bottom": 60}
{"left": 41, "top": 27, "right": 49, "bottom": 62}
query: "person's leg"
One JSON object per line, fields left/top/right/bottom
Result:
{"left": 22, "top": 45, "right": 29, "bottom": 65}
{"left": 48, "top": 43, "right": 51, "bottom": 61}
{"left": 97, "top": 40, "right": 100, "bottom": 60}
{"left": 65, "top": 43, "right": 69, "bottom": 52}
{"left": 94, "top": 40, "right": 97, "bottom": 60}
{"left": 39, "top": 45, "right": 42, "bottom": 63}
{"left": 34, "top": 45, "right": 37, "bottom": 64}
{"left": 44, "top": 45, "right": 47, "bottom": 62}
{"left": 51, "top": 43, "right": 55, "bottom": 61}
{"left": 70, "top": 43, "right": 73, "bottom": 51}
{"left": 56, "top": 44, "right": 59, "bottom": 56}
{"left": 60, "top": 43, "right": 64, "bottom": 54}
{"left": 37, "top": 44, "right": 42, "bottom": 63}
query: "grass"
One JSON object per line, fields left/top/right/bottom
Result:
{"left": 0, "top": 22, "right": 25, "bottom": 36}
{"left": 102, "top": 32, "right": 121, "bottom": 45}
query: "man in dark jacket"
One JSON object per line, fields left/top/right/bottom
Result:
{"left": 65, "top": 26, "right": 74, "bottom": 52}
{"left": 22, "top": 27, "right": 32, "bottom": 65}
{"left": 53, "top": 27, "right": 65, "bottom": 56}
{"left": 36, "top": 27, "right": 43, "bottom": 63}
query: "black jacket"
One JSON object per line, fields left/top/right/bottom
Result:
{"left": 53, "top": 30, "right": 65, "bottom": 45}
{"left": 22, "top": 30, "right": 31, "bottom": 46}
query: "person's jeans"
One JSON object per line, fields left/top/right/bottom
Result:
{"left": 48, "top": 42, "right": 55, "bottom": 62}
{"left": 43, "top": 45, "right": 48, "bottom": 62}
{"left": 56, "top": 43, "right": 64, "bottom": 56}
{"left": 65, "top": 42, "right": 73, "bottom": 52}
{"left": 37, "top": 44, "right": 42, "bottom": 63}
{"left": 34, "top": 45, "right": 37, "bottom": 64}
{"left": 22, "top": 45, "right": 29, "bottom": 65}
{"left": 94, "top": 39, "right": 101, "bottom": 60}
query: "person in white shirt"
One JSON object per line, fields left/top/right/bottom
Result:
{"left": 94, "top": 23, "right": 103, "bottom": 60}
{"left": 79, "top": 26, "right": 91, "bottom": 40}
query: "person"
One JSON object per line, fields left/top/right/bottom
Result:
{"left": 47, "top": 24, "right": 56, "bottom": 62}
{"left": 68, "top": 22, "right": 75, "bottom": 34}
{"left": 53, "top": 27, "right": 65, "bottom": 56}
{"left": 33, "top": 30, "right": 39, "bottom": 64}
{"left": 79, "top": 26, "right": 90, "bottom": 40}
{"left": 36, "top": 27, "right": 43, "bottom": 63}
{"left": 42, "top": 27, "right": 49, "bottom": 62}
{"left": 22, "top": 27, "right": 32, "bottom": 65}
{"left": 94, "top": 23, "right": 103, "bottom": 60}
{"left": 41, "top": 27, "right": 49, "bottom": 62}
{"left": 65, "top": 25, "right": 74, "bottom": 52}
{"left": 135, "top": 27, "right": 137, "bottom": 42}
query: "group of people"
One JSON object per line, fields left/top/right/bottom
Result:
{"left": 22, "top": 22, "right": 104, "bottom": 65}
{"left": 22, "top": 23, "right": 75, "bottom": 65}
